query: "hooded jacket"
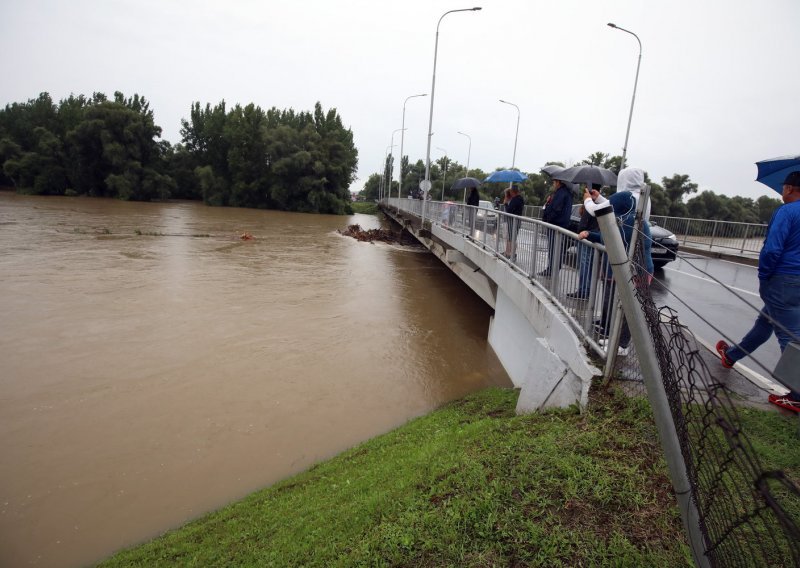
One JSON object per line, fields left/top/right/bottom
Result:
{"left": 616, "top": 167, "right": 651, "bottom": 221}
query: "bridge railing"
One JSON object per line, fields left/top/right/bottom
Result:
{"left": 386, "top": 198, "right": 622, "bottom": 361}
{"left": 633, "top": 215, "right": 767, "bottom": 255}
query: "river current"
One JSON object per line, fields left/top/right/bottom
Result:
{"left": 0, "top": 192, "right": 510, "bottom": 567}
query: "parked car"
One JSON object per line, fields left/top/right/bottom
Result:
{"left": 476, "top": 200, "right": 498, "bottom": 230}
{"left": 568, "top": 204, "right": 679, "bottom": 269}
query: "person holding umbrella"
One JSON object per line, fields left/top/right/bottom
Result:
{"left": 466, "top": 186, "right": 479, "bottom": 227}
{"left": 716, "top": 171, "right": 800, "bottom": 412}
{"left": 503, "top": 185, "right": 524, "bottom": 258}
{"left": 538, "top": 177, "right": 574, "bottom": 276}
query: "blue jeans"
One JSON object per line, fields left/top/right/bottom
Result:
{"left": 727, "top": 275, "right": 800, "bottom": 392}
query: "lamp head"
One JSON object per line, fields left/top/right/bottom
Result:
{"left": 472, "top": 7, "right": 482, "bottom": 10}
{"left": 607, "top": 22, "right": 617, "bottom": 28}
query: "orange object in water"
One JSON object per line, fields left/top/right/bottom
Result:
{"left": 240, "top": 232, "right": 254, "bottom": 240}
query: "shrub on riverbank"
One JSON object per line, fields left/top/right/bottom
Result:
{"left": 99, "top": 387, "right": 799, "bottom": 567}
{"left": 350, "top": 201, "right": 378, "bottom": 215}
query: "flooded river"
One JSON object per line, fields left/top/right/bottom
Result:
{"left": 0, "top": 192, "right": 510, "bottom": 567}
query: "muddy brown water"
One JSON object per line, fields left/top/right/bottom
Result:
{"left": 0, "top": 192, "right": 511, "bottom": 567}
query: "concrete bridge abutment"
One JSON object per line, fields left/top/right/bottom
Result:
{"left": 383, "top": 207, "right": 599, "bottom": 413}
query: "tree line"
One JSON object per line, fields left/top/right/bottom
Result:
{"left": 362, "top": 150, "right": 782, "bottom": 224}
{"left": 0, "top": 92, "right": 358, "bottom": 214}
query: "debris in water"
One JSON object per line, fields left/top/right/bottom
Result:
{"left": 338, "top": 224, "right": 407, "bottom": 244}
{"left": 240, "top": 232, "right": 254, "bottom": 241}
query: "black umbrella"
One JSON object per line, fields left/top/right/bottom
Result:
{"left": 450, "top": 177, "right": 482, "bottom": 190}
{"left": 540, "top": 165, "right": 565, "bottom": 178}
{"left": 554, "top": 165, "right": 617, "bottom": 187}
{"left": 541, "top": 165, "right": 579, "bottom": 193}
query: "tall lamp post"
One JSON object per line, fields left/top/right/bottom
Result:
{"left": 399, "top": 94, "right": 427, "bottom": 206}
{"left": 457, "top": 130, "right": 471, "bottom": 202}
{"left": 388, "top": 128, "right": 406, "bottom": 205}
{"left": 422, "top": 6, "right": 482, "bottom": 227}
{"left": 498, "top": 99, "right": 520, "bottom": 171}
{"left": 436, "top": 146, "right": 448, "bottom": 201}
{"left": 608, "top": 22, "right": 642, "bottom": 170}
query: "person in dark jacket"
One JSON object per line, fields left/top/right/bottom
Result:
{"left": 466, "top": 187, "right": 480, "bottom": 228}
{"left": 504, "top": 185, "right": 524, "bottom": 258}
{"left": 568, "top": 184, "right": 601, "bottom": 299}
{"left": 538, "top": 178, "right": 573, "bottom": 276}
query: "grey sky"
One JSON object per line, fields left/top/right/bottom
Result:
{"left": 2, "top": 0, "right": 797, "bottom": 201}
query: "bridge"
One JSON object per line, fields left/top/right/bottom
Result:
{"left": 378, "top": 197, "right": 799, "bottom": 567}
{"left": 381, "top": 197, "right": 623, "bottom": 414}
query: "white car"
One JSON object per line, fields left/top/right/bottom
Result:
{"left": 476, "top": 200, "right": 497, "bottom": 229}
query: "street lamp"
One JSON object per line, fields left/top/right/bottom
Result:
{"left": 422, "top": 6, "right": 482, "bottom": 227}
{"left": 436, "top": 146, "right": 448, "bottom": 200}
{"left": 498, "top": 99, "right": 520, "bottom": 170}
{"left": 398, "top": 94, "right": 427, "bottom": 206}
{"left": 457, "top": 130, "right": 471, "bottom": 201}
{"left": 608, "top": 22, "right": 642, "bottom": 170}
{"left": 388, "top": 128, "right": 406, "bottom": 205}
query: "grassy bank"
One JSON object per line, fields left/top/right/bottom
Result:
{"left": 100, "top": 387, "right": 799, "bottom": 567}
{"left": 350, "top": 201, "right": 379, "bottom": 215}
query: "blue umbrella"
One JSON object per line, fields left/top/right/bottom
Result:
{"left": 756, "top": 154, "right": 800, "bottom": 194}
{"left": 484, "top": 169, "right": 528, "bottom": 183}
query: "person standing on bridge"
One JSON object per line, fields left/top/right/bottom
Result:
{"left": 504, "top": 185, "right": 524, "bottom": 259}
{"left": 538, "top": 178, "right": 573, "bottom": 277}
{"left": 466, "top": 186, "right": 480, "bottom": 228}
{"left": 716, "top": 171, "right": 800, "bottom": 412}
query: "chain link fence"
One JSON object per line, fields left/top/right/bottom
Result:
{"left": 608, "top": 234, "right": 800, "bottom": 567}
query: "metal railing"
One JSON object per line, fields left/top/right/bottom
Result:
{"left": 649, "top": 215, "right": 767, "bottom": 255}
{"left": 386, "top": 198, "right": 622, "bottom": 360}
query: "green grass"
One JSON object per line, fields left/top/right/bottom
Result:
{"left": 98, "top": 387, "right": 800, "bottom": 567}
{"left": 350, "top": 201, "right": 379, "bottom": 215}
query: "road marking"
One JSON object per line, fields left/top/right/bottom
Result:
{"left": 663, "top": 266, "right": 759, "bottom": 297}
{"left": 693, "top": 336, "right": 786, "bottom": 395}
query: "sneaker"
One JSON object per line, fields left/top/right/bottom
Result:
{"left": 768, "top": 393, "right": 800, "bottom": 413}
{"left": 599, "top": 339, "right": 629, "bottom": 356}
{"left": 715, "top": 340, "right": 735, "bottom": 369}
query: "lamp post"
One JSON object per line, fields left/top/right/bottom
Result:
{"left": 498, "top": 99, "right": 520, "bottom": 170}
{"left": 457, "top": 130, "right": 471, "bottom": 202}
{"left": 436, "top": 147, "right": 448, "bottom": 201}
{"left": 608, "top": 22, "right": 642, "bottom": 170}
{"left": 399, "top": 94, "right": 427, "bottom": 206}
{"left": 422, "top": 6, "right": 482, "bottom": 228}
{"left": 388, "top": 128, "right": 406, "bottom": 205}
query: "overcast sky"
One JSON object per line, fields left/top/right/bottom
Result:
{"left": 2, "top": 0, "right": 797, "bottom": 201}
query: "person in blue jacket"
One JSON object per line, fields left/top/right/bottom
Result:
{"left": 717, "top": 171, "right": 800, "bottom": 412}
{"left": 578, "top": 189, "right": 654, "bottom": 355}
{"left": 538, "top": 178, "right": 574, "bottom": 276}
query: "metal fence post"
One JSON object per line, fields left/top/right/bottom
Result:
{"left": 709, "top": 220, "right": 719, "bottom": 250}
{"left": 740, "top": 224, "right": 750, "bottom": 254}
{"left": 595, "top": 204, "right": 711, "bottom": 567}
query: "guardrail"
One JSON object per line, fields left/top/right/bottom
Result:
{"left": 386, "top": 198, "right": 622, "bottom": 360}
{"left": 523, "top": 206, "right": 765, "bottom": 256}
{"left": 630, "top": 215, "right": 766, "bottom": 256}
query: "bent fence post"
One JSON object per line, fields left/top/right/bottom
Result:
{"left": 595, "top": 203, "right": 711, "bottom": 568}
